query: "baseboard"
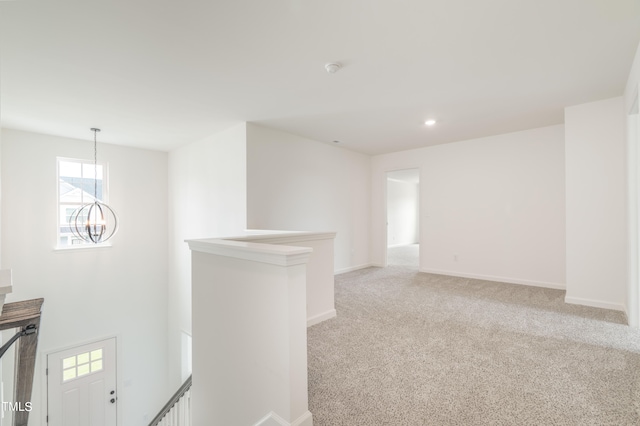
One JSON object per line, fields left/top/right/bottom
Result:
{"left": 255, "top": 411, "right": 313, "bottom": 426}
{"left": 334, "top": 264, "right": 372, "bottom": 275}
{"left": 307, "top": 309, "right": 336, "bottom": 327}
{"left": 564, "top": 296, "right": 626, "bottom": 313}
{"left": 419, "top": 268, "right": 566, "bottom": 290}
{"left": 622, "top": 303, "right": 630, "bottom": 325}
{"left": 291, "top": 411, "right": 313, "bottom": 426}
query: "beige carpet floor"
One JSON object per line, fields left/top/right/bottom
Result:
{"left": 387, "top": 243, "right": 420, "bottom": 267}
{"left": 307, "top": 252, "right": 640, "bottom": 425}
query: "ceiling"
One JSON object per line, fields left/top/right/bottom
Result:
{"left": 1, "top": 0, "right": 639, "bottom": 155}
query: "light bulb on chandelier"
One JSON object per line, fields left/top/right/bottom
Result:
{"left": 69, "top": 128, "right": 119, "bottom": 244}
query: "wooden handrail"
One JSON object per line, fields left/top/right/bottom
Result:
{"left": 149, "top": 375, "right": 192, "bottom": 426}
{"left": 0, "top": 298, "right": 44, "bottom": 426}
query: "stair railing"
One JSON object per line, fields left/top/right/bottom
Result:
{"left": 0, "top": 298, "right": 44, "bottom": 426}
{"left": 148, "top": 375, "right": 192, "bottom": 426}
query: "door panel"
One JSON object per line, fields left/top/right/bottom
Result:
{"left": 89, "top": 379, "right": 106, "bottom": 426}
{"left": 62, "top": 389, "right": 80, "bottom": 426}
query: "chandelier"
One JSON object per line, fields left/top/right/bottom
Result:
{"left": 69, "top": 128, "right": 119, "bottom": 243}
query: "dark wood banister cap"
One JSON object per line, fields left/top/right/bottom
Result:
{"left": 0, "top": 299, "right": 44, "bottom": 330}
{"left": 0, "top": 298, "right": 44, "bottom": 426}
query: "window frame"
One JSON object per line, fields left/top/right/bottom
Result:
{"left": 56, "top": 156, "right": 112, "bottom": 249}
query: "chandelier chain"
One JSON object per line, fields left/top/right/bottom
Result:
{"left": 68, "top": 127, "right": 118, "bottom": 244}
{"left": 93, "top": 129, "right": 97, "bottom": 201}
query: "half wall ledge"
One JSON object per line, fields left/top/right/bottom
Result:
{"left": 187, "top": 230, "right": 337, "bottom": 327}
{"left": 187, "top": 230, "right": 323, "bottom": 426}
{"left": 186, "top": 238, "right": 312, "bottom": 267}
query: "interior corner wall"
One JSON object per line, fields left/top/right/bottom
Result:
{"left": 371, "top": 125, "right": 566, "bottom": 288}
{"left": 386, "top": 179, "right": 419, "bottom": 247}
{"left": 625, "top": 41, "right": 640, "bottom": 114}
{"left": 246, "top": 123, "right": 371, "bottom": 273}
{"left": 167, "top": 123, "right": 247, "bottom": 389}
{"left": 625, "top": 40, "right": 640, "bottom": 327}
{"left": 565, "top": 97, "right": 627, "bottom": 312}
{"left": 0, "top": 128, "right": 169, "bottom": 426}
{"left": 0, "top": 127, "right": 2, "bottom": 269}
{"left": 626, "top": 104, "right": 639, "bottom": 327}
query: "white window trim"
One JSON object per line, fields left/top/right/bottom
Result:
{"left": 53, "top": 243, "right": 112, "bottom": 252}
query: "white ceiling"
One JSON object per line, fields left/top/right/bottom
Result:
{"left": 1, "top": 0, "right": 639, "bottom": 155}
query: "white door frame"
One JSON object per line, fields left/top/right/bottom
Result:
{"left": 383, "top": 167, "right": 421, "bottom": 267}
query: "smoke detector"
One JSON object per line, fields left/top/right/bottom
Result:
{"left": 325, "top": 62, "right": 342, "bottom": 74}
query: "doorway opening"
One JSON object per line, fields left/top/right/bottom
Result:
{"left": 385, "top": 169, "right": 420, "bottom": 268}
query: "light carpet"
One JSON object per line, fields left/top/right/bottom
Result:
{"left": 307, "top": 254, "right": 640, "bottom": 425}
{"left": 387, "top": 243, "right": 420, "bottom": 268}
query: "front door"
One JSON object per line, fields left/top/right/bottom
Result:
{"left": 47, "top": 337, "right": 117, "bottom": 426}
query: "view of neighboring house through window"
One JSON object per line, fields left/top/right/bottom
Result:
{"left": 57, "top": 158, "right": 107, "bottom": 247}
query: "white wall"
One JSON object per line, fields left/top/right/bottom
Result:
{"left": 372, "top": 125, "right": 566, "bottom": 288}
{"left": 0, "top": 128, "right": 169, "bottom": 425}
{"left": 625, "top": 42, "right": 640, "bottom": 115}
{"left": 0, "top": 124, "right": 2, "bottom": 269}
{"left": 167, "top": 123, "right": 247, "bottom": 388}
{"left": 246, "top": 124, "right": 371, "bottom": 273}
{"left": 189, "top": 243, "right": 311, "bottom": 426}
{"left": 565, "top": 97, "right": 627, "bottom": 312}
{"left": 386, "top": 178, "right": 419, "bottom": 247}
{"left": 626, "top": 102, "right": 638, "bottom": 325}
{"left": 625, "top": 41, "right": 640, "bottom": 326}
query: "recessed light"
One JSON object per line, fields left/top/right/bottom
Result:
{"left": 425, "top": 119, "right": 437, "bottom": 126}
{"left": 325, "top": 63, "right": 342, "bottom": 74}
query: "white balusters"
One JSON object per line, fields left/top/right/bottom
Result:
{"left": 154, "top": 387, "right": 191, "bottom": 426}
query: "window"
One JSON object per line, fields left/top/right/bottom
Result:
{"left": 62, "top": 348, "right": 104, "bottom": 382}
{"left": 57, "top": 158, "right": 108, "bottom": 247}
